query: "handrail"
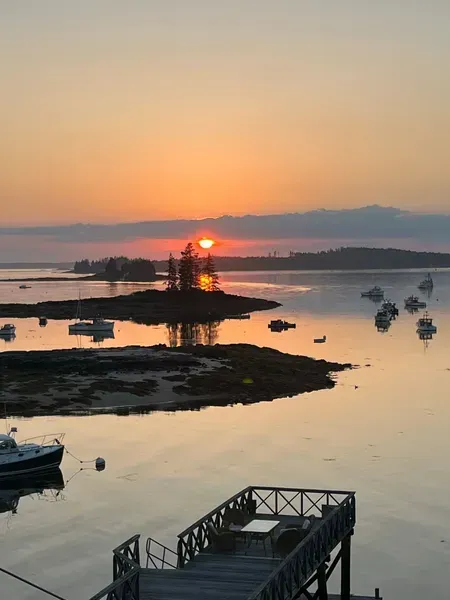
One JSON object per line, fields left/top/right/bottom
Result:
{"left": 177, "top": 486, "right": 254, "bottom": 567}
{"left": 0, "top": 567, "right": 68, "bottom": 600}
{"left": 177, "top": 486, "right": 252, "bottom": 537}
{"left": 176, "top": 486, "right": 355, "bottom": 569}
{"left": 146, "top": 537, "right": 178, "bottom": 569}
{"left": 88, "top": 569, "right": 139, "bottom": 600}
{"left": 247, "top": 493, "right": 356, "bottom": 600}
{"left": 89, "top": 535, "right": 141, "bottom": 600}
{"left": 18, "top": 433, "right": 66, "bottom": 446}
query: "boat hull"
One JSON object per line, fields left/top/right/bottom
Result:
{"left": 0, "top": 445, "right": 64, "bottom": 478}
{"left": 417, "top": 326, "right": 437, "bottom": 334}
{"left": 69, "top": 323, "right": 114, "bottom": 333}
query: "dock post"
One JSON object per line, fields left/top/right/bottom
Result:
{"left": 317, "top": 563, "right": 328, "bottom": 600}
{"left": 340, "top": 533, "right": 351, "bottom": 600}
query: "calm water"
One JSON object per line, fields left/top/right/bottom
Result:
{"left": 1, "top": 269, "right": 450, "bottom": 599}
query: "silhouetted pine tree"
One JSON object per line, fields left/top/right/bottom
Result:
{"left": 166, "top": 253, "right": 179, "bottom": 291}
{"left": 202, "top": 253, "right": 220, "bottom": 291}
{"left": 178, "top": 243, "right": 200, "bottom": 291}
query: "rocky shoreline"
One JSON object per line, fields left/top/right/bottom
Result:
{"left": 0, "top": 344, "right": 351, "bottom": 416}
{"left": 0, "top": 289, "right": 280, "bottom": 324}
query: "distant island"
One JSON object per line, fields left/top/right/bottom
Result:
{"left": 153, "top": 247, "right": 450, "bottom": 271}
{"left": 73, "top": 256, "right": 157, "bottom": 281}
{"left": 3, "top": 247, "right": 450, "bottom": 277}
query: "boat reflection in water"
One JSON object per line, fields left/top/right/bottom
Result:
{"left": 69, "top": 330, "right": 115, "bottom": 344}
{"left": 0, "top": 469, "right": 64, "bottom": 517}
{"left": 375, "top": 321, "right": 391, "bottom": 334}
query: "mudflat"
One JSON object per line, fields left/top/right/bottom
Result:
{"left": 0, "top": 343, "right": 351, "bottom": 416}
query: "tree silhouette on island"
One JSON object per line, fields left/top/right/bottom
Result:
{"left": 166, "top": 243, "right": 221, "bottom": 292}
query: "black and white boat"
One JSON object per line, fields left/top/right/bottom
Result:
{"left": 0, "top": 431, "right": 64, "bottom": 478}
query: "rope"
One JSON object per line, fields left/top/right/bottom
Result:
{"left": 0, "top": 567, "right": 68, "bottom": 600}
{"left": 64, "top": 447, "right": 97, "bottom": 464}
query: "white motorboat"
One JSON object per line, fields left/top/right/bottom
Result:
{"left": 0, "top": 324, "right": 16, "bottom": 336}
{"left": 69, "top": 317, "right": 115, "bottom": 333}
{"left": 68, "top": 296, "right": 114, "bottom": 333}
{"left": 0, "top": 430, "right": 64, "bottom": 478}
{"left": 418, "top": 273, "right": 433, "bottom": 290}
{"left": 361, "top": 286, "right": 385, "bottom": 298}
{"left": 416, "top": 312, "right": 437, "bottom": 334}
{"left": 404, "top": 295, "right": 427, "bottom": 309}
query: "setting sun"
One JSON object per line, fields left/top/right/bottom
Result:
{"left": 198, "top": 238, "right": 215, "bottom": 250}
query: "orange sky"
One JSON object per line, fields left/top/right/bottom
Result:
{"left": 1, "top": 2, "right": 450, "bottom": 226}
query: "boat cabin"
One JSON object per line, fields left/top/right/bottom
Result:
{"left": 0, "top": 435, "right": 18, "bottom": 453}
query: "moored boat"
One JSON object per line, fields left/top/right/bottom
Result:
{"left": 0, "top": 324, "right": 16, "bottom": 336}
{"left": 381, "top": 299, "right": 399, "bottom": 317}
{"left": 404, "top": 295, "right": 427, "bottom": 309}
{"left": 0, "top": 431, "right": 64, "bottom": 478}
{"left": 39, "top": 316, "right": 48, "bottom": 326}
{"left": 374, "top": 309, "right": 391, "bottom": 324}
{"left": 268, "top": 319, "right": 296, "bottom": 330}
{"left": 416, "top": 312, "right": 437, "bottom": 334}
{"left": 68, "top": 296, "right": 114, "bottom": 333}
{"left": 69, "top": 317, "right": 115, "bottom": 333}
{"left": 361, "top": 286, "right": 384, "bottom": 298}
{"left": 418, "top": 273, "right": 433, "bottom": 290}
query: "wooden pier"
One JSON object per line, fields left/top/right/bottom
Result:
{"left": 89, "top": 486, "right": 381, "bottom": 600}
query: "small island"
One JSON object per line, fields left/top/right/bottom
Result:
{"left": 0, "top": 289, "right": 279, "bottom": 324}
{"left": 0, "top": 344, "right": 351, "bottom": 416}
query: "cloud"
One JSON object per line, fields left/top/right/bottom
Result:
{"left": 2, "top": 205, "right": 450, "bottom": 244}
{"left": 2, "top": 205, "right": 450, "bottom": 261}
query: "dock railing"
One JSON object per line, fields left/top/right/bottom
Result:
{"left": 248, "top": 490, "right": 356, "bottom": 600}
{"left": 89, "top": 535, "right": 141, "bottom": 600}
{"left": 177, "top": 485, "right": 355, "bottom": 568}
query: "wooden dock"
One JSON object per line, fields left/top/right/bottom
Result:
{"left": 89, "top": 486, "right": 381, "bottom": 600}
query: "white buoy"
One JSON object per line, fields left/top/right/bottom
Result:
{"left": 95, "top": 457, "right": 106, "bottom": 471}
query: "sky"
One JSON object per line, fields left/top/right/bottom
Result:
{"left": 1, "top": 2, "right": 450, "bottom": 259}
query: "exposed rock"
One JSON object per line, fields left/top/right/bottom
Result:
{"left": 0, "top": 344, "right": 351, "bottom": 416}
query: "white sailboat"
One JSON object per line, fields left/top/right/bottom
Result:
{"left": 68, "top": 296, "right": 114, "bottom": 334}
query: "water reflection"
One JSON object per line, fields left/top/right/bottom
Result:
{"left": 0, "top": 334, "right": 16, "bottom": 343}
{"left": 166, "top": 321, "right": 220, "bottom": 347}
{"left": 0, "top": 469, "right": 64, "bottom": 519}
{"left": 375, "top": 321, "right": 391, "bottom": 333}
{"left": 69, "top": 330, "right": 116, "bottom": 345}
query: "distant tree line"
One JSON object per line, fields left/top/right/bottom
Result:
{"left": 74, "top": 256, "right": 156, "bottom": 281}
{"left": 166, "top": 243, "right": 220, "bottom": 292}
{"left": 154, "top": 247, "right": 450, "bottom": 272}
